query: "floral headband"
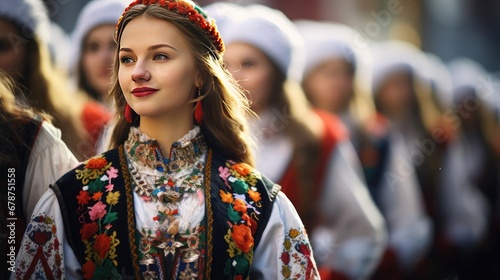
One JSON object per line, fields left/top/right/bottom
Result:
{"left": 116, "top": 0, "right": 224, "bottom": 53}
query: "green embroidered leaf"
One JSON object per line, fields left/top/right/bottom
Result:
{"left": 88, "top": 178, "right": 105, "bottom": 194}
{"left": 228, "top": 205, "right": 241, "bottom": 223}
{"left": 231, "top": 179, "right": 249, "bottom": 194}
{"left": 103, "top": 211, "right": 118, "bottom": 224}
{"left": 94, "top": 259, "right": 118, "bottom": 279}
{"left": 233, "top": 254, "right": 250, "bottom": 274}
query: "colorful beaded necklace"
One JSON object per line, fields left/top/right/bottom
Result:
{"left": 124, "top": 126, "right": 207, "bottom": 278}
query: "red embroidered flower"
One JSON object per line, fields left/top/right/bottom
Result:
{"left": 80, "top": 222, "right": 98, "bottom": 241}
{"left": 82, "top": 260, "right": 96, "bottom": 279}
{"left": 247, "top": 189, "right": 261, "bottom": 202}
{"left": 77, "top": 190, "right": 91, "bottom": 205}
{"left": 231, "top": 224, "right": 253, "bottom": 253}
{"left": 94, "top": 233, "right": 111, "bottom": 259}
{"left": 92, "top": 191, "right": 103, "bottom": 201}
{"left": 233, "top": 198, "right": 247, "bottom": 213}
{"left": 86, "top": 157, "right": 108, "bottom": 169}
{"left": 89, "top": 201, "right": 107, "bottom": 221}
{"left": 232, "top": 163, "right": 252, "bottom": 176}
{"left": 281, "top": 251, "right": 290, "bottom": 265}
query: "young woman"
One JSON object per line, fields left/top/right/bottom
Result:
{"left": 221, "top": 6, "right": 387, "bottom": 280}
{"left": 0, "top": 0, "right": 111, "bottom": 160}
{"left": 0, "top": 71, "right": 77, "bottom": 279}
{"left": 70, "top": 0, "right": 128, "bottom": 108}
{"left": 13, "top": 1, "right": 320, "bottom": 279}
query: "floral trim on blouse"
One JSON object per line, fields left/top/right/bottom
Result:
{"left": 218, "top": 161, "right": 263, "bottom": 278}
{"left": 75, "top": 156, "right": 122, "bottom": 279}
{"left": 280, "top": 228, "right": 316, "bottom": 280}
{"left": 15, "top": 214, "right": 63, "bottom": 279}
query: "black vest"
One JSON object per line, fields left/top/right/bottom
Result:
{"left": 51, "top": 146, "right": 280, "bottom": 279}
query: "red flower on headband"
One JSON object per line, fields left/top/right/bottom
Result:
{"left": 117, "top": 0, "right": 224, "bottom": 53}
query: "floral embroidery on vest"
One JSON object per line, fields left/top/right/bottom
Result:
{"left": 280, "top": 228, "right": 316, "bottom": 280}
{"left": 218, "top": 161, "right": 263, "bottom": 278}
{"left": 15, "top": 214, "right": 63, "bottom": 279}
{"left": 75, "top": 156, "right": 122, "bottom": 279}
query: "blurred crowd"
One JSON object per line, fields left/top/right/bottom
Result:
{"left": 0, "top": 0, "right": 498, "bottom": 279}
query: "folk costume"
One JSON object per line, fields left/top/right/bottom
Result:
{"left": 14, "top": 126, "right": 319, "bottom": 279}
{"left": 1, "top": 117, "right": 78, "bottom": 279}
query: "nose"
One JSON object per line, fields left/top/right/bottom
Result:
{"left": 131, "top": 61, "right": 151, "bottom": 82}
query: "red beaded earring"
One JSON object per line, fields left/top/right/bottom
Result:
{"left": 125, "top": 103, "right": 133, "bottom": 123}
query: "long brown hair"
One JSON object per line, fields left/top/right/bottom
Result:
{"left": 0, "top": 70, "right": 51, "bottom": 165}
{"left": 109, "top": 3, "right": 255, "bottom": 165}
{"left": 13, "top": 26, "right": 92, "bottom": 160}
{"left": 260, "top": 54, "right": 323, "bottom": 220}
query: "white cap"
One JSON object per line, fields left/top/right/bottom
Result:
{"left": 223, "top": 4, "right": 305, "bottom": 82}
{"left": 0, "top": 0, "right": 50, "bottom": 43}
{"left": 370, "top": 40, "right": 429, "bottom": 95}
{"left": 423, "top": 53, "right": 453, "bottom": 108}
{"left": 295, "top": 20, "right": 374, "bottom": 92}
{"left": 202, "top": 2, "right": 245, "bottom": 40}
{"left": 295, "top": 20, "right": 358, "bottom": 77}
{"left": 69, "top": 0, "right": 128, "bottom": 73}
{"left": 447, "top": 58, "right": 495, "bottom": 105}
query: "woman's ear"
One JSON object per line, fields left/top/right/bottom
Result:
{"left": 194, "top": 71, "right": 203, "bottom": 89}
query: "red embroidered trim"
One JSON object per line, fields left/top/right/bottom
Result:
{"left": 117, "top": 0, "right": 224, "bottom": 53}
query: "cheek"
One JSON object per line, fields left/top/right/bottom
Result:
{"left": 82, "top": 53, "right": 98, "bottom": 74}
{"left": 118, "top": 68, "right": 129, "bottom": 93}
{"left": 0, "top": 48, "right": 26, "bottom": 76}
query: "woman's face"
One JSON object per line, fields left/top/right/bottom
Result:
{"left": 377, "top": 71, "right": 414, "bottom": 119}
{"left": 118, "top": 16, "right": 200, "bottom": 122}
{"left": 224, "top": 42, "right": 275, "bottom": 113}
{"left": 0, "top": 19, "right": 27, "bottom": 81}
{"left": 302, "top": 58, "right": 354, "bottom": 114}
{"left": 81, "top": 24, "right": 116, "bottom": 97}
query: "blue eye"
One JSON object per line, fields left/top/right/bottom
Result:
{"left": 120, "top": 56, "right": 134, "bottom": 64}
{"left": 153, "top": 53, "right": 168, "bottom": 60}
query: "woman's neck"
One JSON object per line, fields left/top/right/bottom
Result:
{"left": 139, "top": 114, "right": 194, "bottom": 157}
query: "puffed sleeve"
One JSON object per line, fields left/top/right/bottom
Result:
{"left": 376, "top": 132, "right": 433, "bottom": 270}
{"left": 22, "top": 121, "right": 79, "bottom": 221}
{"left": 313, "top": 139, "right": 387, "bottom": 279}
{"left": 251, "top": 192, "right": 320, "bottom": 280}
{"left": 13, "top": 189, "right": 82, "bottom": 280}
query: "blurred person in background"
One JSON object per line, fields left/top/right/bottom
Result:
{"left": 70, "top": 0, "right": 128, "bottom": 109}
{"left": 370, "top": 40, "right": 495, "bottom": 279}
{"left": 0, "top": 70, "right": 77, "bottom": 279}
{"left": 437, "top": 57, "right": 500, "bottom": 280}
{"left": 222, "top": 5, "right": 387, "bottom": 279}
{"left": 297, "top": 21, "right": 435, "bottom": 280}
{"left": 0, "top": 0, "right": 111, "bottom": 160}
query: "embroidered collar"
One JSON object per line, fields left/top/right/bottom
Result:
{"left": 124, "top": 126, "right": 206, "bottom": 175}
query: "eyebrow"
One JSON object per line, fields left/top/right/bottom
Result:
{"left": 119, "top": 44, "right": 178, "bottom": 53}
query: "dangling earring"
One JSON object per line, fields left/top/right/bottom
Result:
{"left": 125, "top": 103, "right": 133, "bottom": 123}
{"left": 194, "top": 88, "right": 204, "bottom": 124}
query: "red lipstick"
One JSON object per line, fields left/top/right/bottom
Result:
{"left": 131, "top": 87, "right": 158, "bottom": 97}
